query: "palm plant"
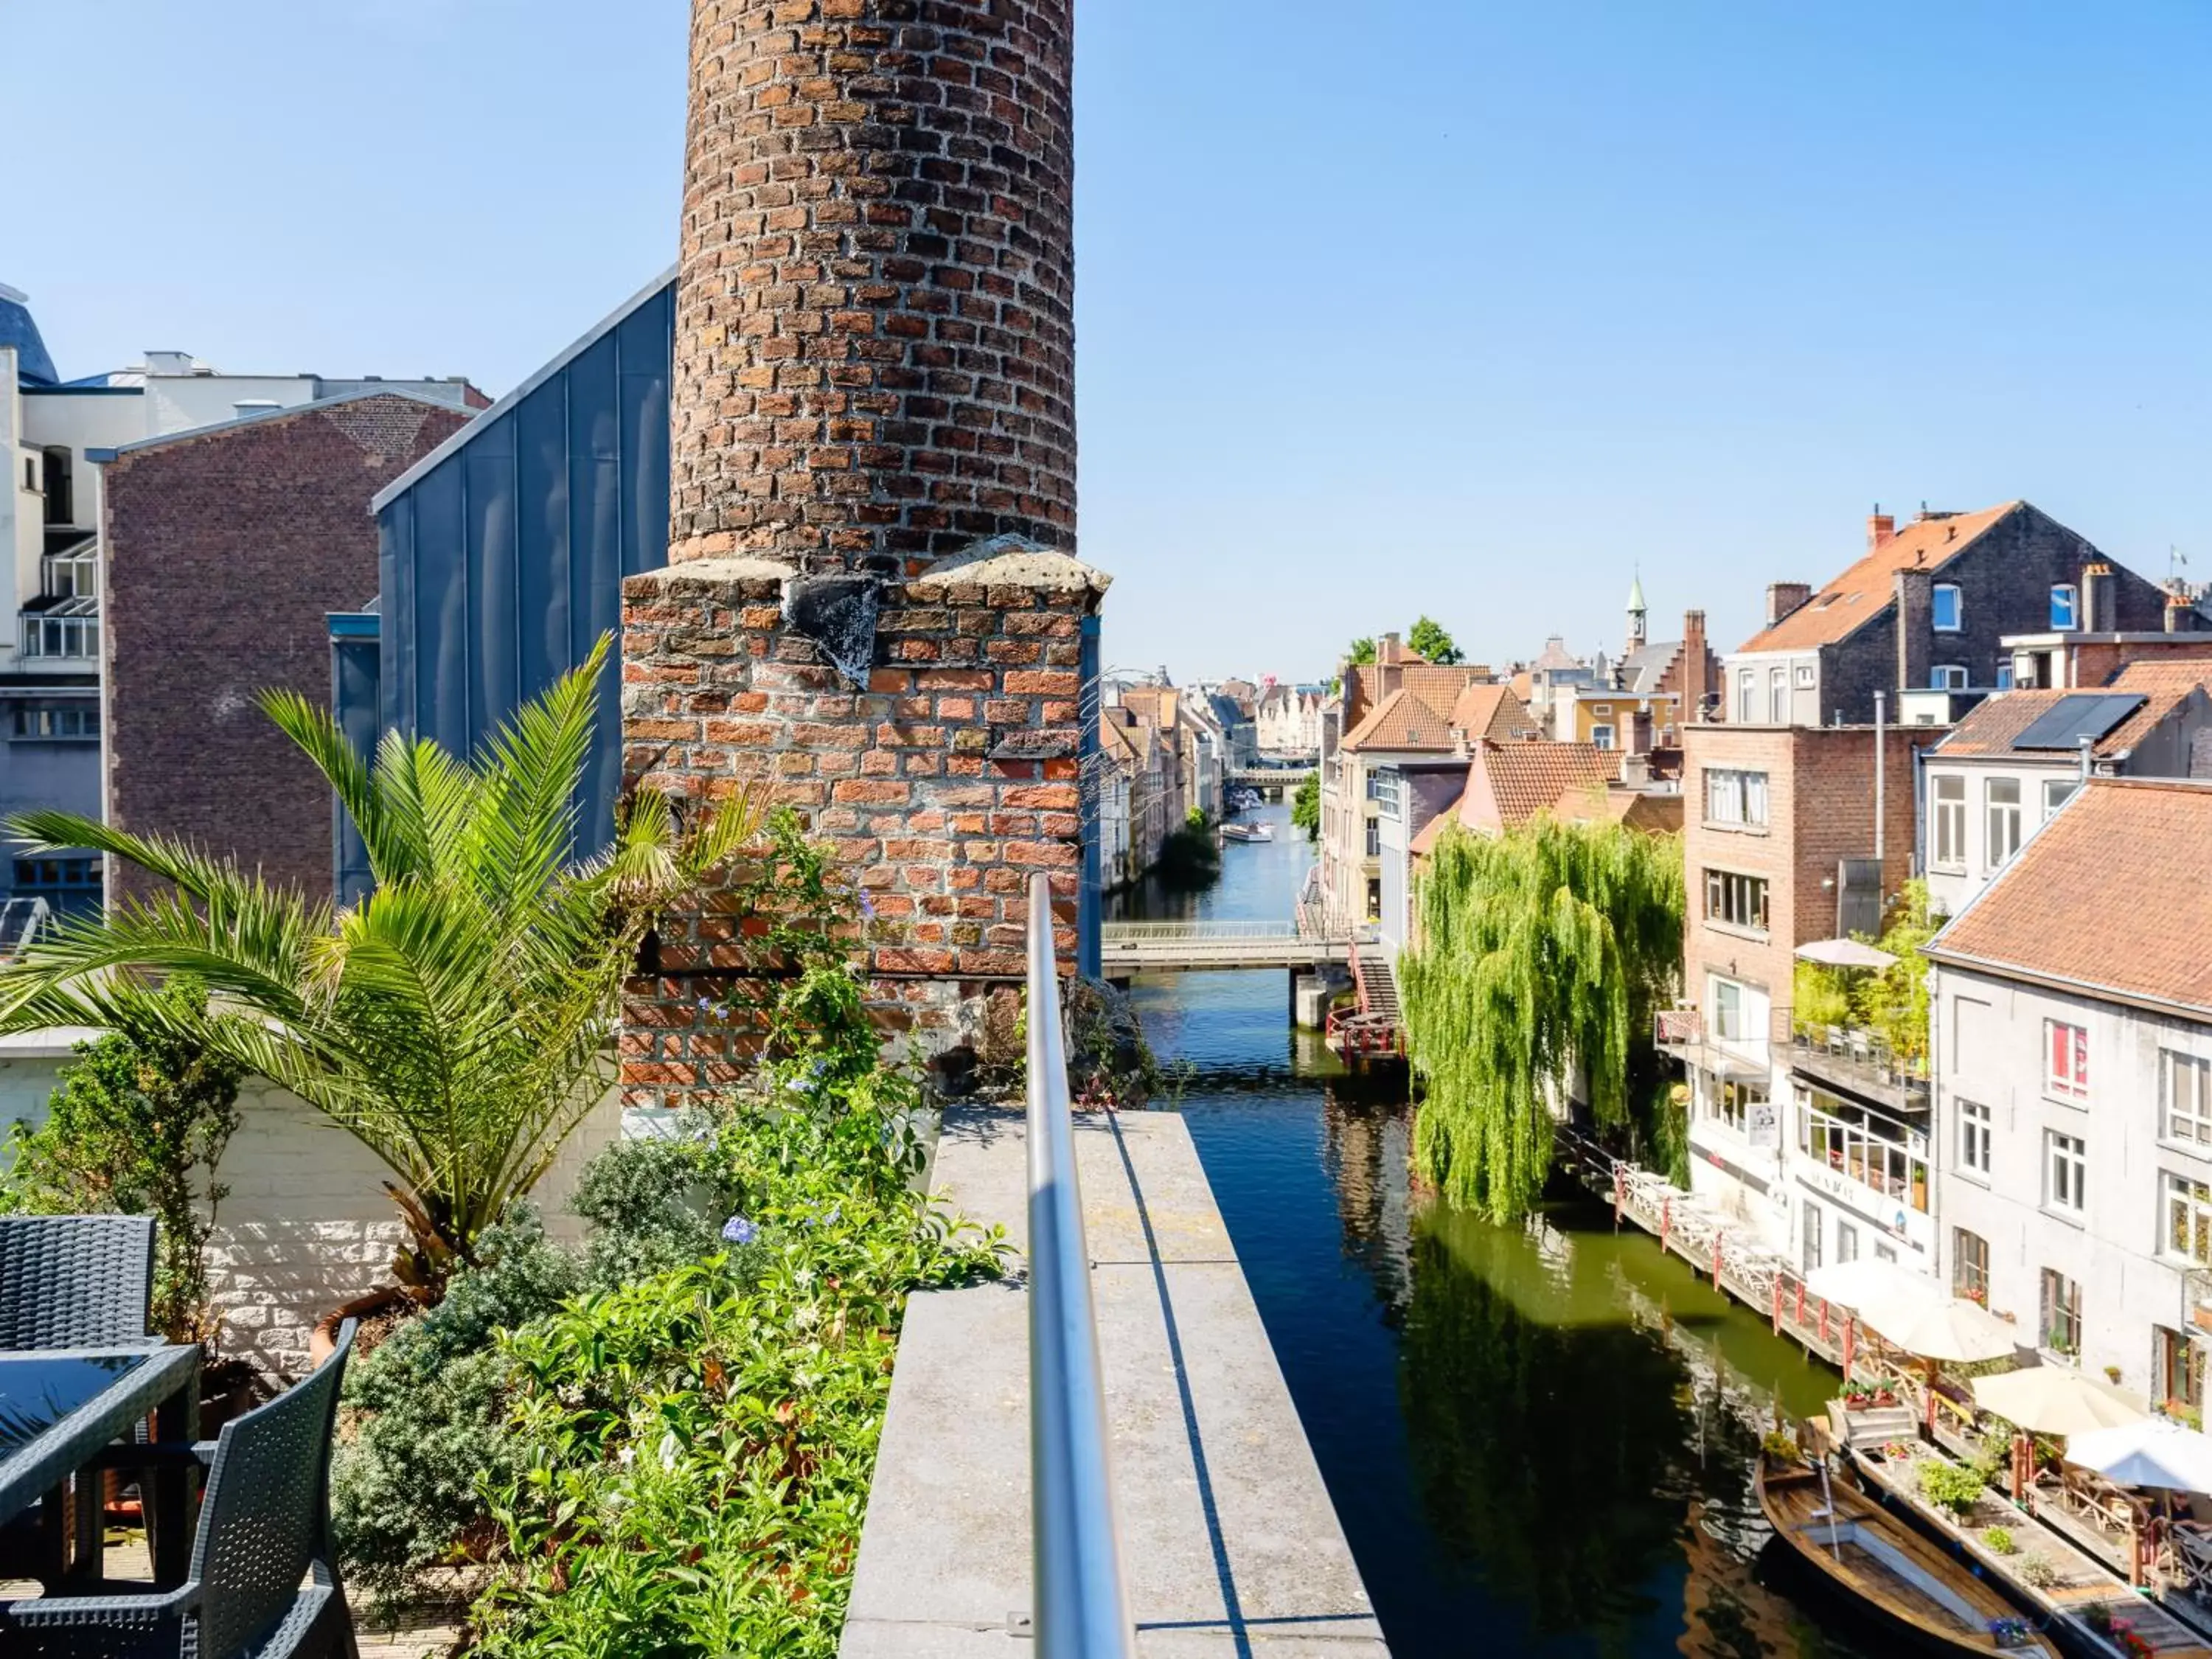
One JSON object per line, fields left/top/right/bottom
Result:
{"left": 0, "top": 636, "right": 757, "bottom": 1295}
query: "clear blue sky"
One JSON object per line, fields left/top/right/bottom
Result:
{"left": 13, "top": 1, "right": 2210, "bottom": 683}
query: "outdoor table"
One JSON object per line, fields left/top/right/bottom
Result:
{"left": 0, "top": 1344, "right": 198, "bottom": 1587}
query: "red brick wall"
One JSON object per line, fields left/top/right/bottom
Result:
{"left": 103, "top": 395, "right": 470, "bottom": 901}
{"left": 669, "top": 0, "right": 1077, "bottom": 573}
{"left": 618, "top": 554, "right": 1096, "bottom": 1110}
{"left": 1680, "top": 722, "right": 1939, "bottom": 1038}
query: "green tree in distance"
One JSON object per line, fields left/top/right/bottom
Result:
{"left": 1292, "top": 774, "right": 1321, "bottom": 843}
{"left": 0, "top": 636, "right": 757, "bottom": 1297}
{"left": 1345, "top": 637, "right": 1377, "bottom": 667}
{"left": 1406, "top": 615, "right": 1464, "bottom": 665}
{"left": 1399, "top": 818, "right": 1683, "bottom": 1222}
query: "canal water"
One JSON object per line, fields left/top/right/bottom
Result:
{"left": 1111, "top": 799, "right": 1869, "bottom": 1658}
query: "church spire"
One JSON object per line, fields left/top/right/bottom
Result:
{"left": 1625, "top": 567, "right": 1648, "bottom": 648}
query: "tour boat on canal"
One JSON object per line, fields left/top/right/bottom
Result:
{"left": 1220, "top": 821, "right": 1273, "bottom": 843}
{"left": 1756, "top": 1448, "right": 2057, "bottom": 1655}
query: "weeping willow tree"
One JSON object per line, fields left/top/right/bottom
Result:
{"left": 1399, "top": 818, "right": 1684, "bottom": 1222}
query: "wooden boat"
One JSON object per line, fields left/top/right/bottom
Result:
{"left": 1219, "top": 821, "right": 1273, "bottom": 843}
{"left": 1756, "top": 1451, "right": 2059, "bottom": 1655}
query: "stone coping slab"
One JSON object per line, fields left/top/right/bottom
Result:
{"left": 841, "top": 1106, "right": 1386, "bottom": 1656}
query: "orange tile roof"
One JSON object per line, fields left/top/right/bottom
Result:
{"left": 1447, "top": 682, "right": 1540, "bottom": 742}
{"left": 1937, "top": 657, "right": 2212, "bottom": 759}
{"left": 1930, "top": 778, "right": 2212, "bottom": 1018}
{"left": 1437, "top": 740, "right": 1618, "bottom": 838}
{"left": 1937, "top": 689, "right": 2074, "bottom": 757}
{"left": 1341, "top": 687, "right": 1456, "bottom": 751}
{"left": 1552, "top": 779, "right": 1684, "bottom": 833}
{"left": 2100, "top": 658, "right": 2212, "bottom": 754}
{"left": 1737, "top": 502, "right": 2020, "bottom": 653}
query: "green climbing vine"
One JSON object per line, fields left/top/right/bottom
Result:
{"left": 1399, "top": 818, "right": 1685, "bottom": 1222}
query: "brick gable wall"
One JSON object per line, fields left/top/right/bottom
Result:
{"left": 103, "top": 395, "right": 471, "bottom": 902}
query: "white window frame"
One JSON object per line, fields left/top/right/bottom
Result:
{"left": 2042, "top": 777, "right": 2077, "bottom": 819}
{"left": 1736, "top": 668, "right": 1756, "bottom": 724}
{"left": 2166, "top": 1172, "right": 2212, "bottom": 1266}
{"left": 1958, "top": 1099, "right": 1992, "bottom": 1176}
{"left": 2166, "top": 1050, "right": 2212, "bottom": 1148}
{"left": 1711, "top": 977, "right": 1745, "bottom": 1043}
{"left": 1932, "top": 774, "right": 1966, "bottom": 869}
{"left": 2045, "top": 1130, "right": 2087, "bottom": 1214}
{"left": 1931, "top": 664, "right": 1969, "bottom": 690}
{"left": 1795, "top": 665, "right": 1815, "bottom": 687}
{"left": 1705, "top": 768, "right": 1769, "bottom": 829}
{"left": 1590, "top": 724, "right": 1615, "bottom": 750}
{"left": 1933, "top": 583, "right": 1963, "bottom": 632}
{"left": 1986, "top": 777, "right": 2023, "bottom": 867}
{"left": 2046, "top": 1019, "right": 2090, "bottom": 1101}
{"left": 1768, "top": 667, "right": 1787, "bottom": 723}
{"left": 2051, "top": 584, "right": 2079, "bottom": 630}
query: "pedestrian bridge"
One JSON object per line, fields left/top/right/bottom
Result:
{"left": 1100, "top": 919, "right": 1352, "bottom": 972}
{"left": 1225, "top": 765, "right": 1315, "bottom": 790}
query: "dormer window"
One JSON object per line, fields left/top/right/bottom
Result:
{"left": 1933, "top": 584, "right": 1963, "bottom": 632}
{"left": 2051, "top": 584, "right": 2079, "bottom": 630}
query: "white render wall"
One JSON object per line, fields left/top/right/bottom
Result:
{"left": 1934, "top": 963, "right": 2212, "bottom": 1397}
{"left": 5, "top": 1065, "right": 624, "bottom": 1378}
{"left": 1921, "top": 754, "right": 2077, "bottom": 920}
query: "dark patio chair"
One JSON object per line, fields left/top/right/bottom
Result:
{"left": 0, "top": 1320, "right": 361, "bottom": 1659}
{"left": 0, "top": 1217, "right": 159, "bottom": 1585}
{"left": 0, "top": 1217, "right": 157, "bottom": 1351}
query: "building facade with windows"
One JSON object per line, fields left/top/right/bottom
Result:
{"left": 1666, "top": 719, "right": 1940, "bottom": 1259}
{"left": 1928, "top": 779, "right": 2212, "bottom": 1409}
{"left": 1921, "top": 660, "right": 2212, "bottom": 919}
{"left": 0, "top": 281, "right": 481, "bottom": 920}
{"left": 1723, "top": 502, "right": 2173, "bottom": 728}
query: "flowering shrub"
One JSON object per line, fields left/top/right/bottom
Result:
{"left": 468, "top": 1096, "right": 1002, "bottom": 1656}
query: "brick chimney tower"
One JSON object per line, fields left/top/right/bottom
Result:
{"left": 668, "top": 0, "right": 1077, "bottom": 573}
{"left": 622, "top": 0, "right": 1102, "bottom": 1112}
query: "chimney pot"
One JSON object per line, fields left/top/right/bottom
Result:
{"left": 1765, "top": 583, "right": 1812, "bottom": 627}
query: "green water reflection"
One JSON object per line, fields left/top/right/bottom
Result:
{"left": 1123, "top": 804, "right": 1868, "bottom": 1654}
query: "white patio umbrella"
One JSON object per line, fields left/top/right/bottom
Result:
{"left": 1795, "top": 938, "right": 1900, "bottom": 971}
{"left": 1972, "top": 1366, "right": 2150, "bottom": 1438}
{"left": 2067, "top": 1417, "right": 2212, "bottom": 1495}
{"left": 1874, "top": 1296, "right": 2022, "bottom": 1364}
{"left": 1804, "top": 1258, "right": 1942, "bottom": 1324}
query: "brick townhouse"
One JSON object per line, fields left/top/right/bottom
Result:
{"left": 101, "top": 393, "right": 474, "bottom": 901}
{"left": 1666, "top": 719, "right": 1940, "bottom": 1263}
{"left": 1727, "top": 501, "right": 2172, "bottom": 727}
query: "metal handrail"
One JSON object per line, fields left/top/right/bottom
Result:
{"left": 1023, "top": 874, "right": 1137, "bottom": 1658}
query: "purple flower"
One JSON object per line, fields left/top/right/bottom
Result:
{"left": 860, "top": 894, "right": 876, "bottom": 918}
{"left": 721, "top": 1215, "right": 758, "bottom": 1246}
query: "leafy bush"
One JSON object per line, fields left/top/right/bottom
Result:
{"left": 571, "top": 1127, "right": 725, "bottom": 1288}
{"left": 470, "top": 1097, "right": 1001, "bottom": 1656}
{"left": 1292, "top": 774, "right": 1320, "bottom": 843}
{"left": 2016, "top": 1554, "right": 2058, "bottom": 1589}
{"left": 1983, "top": 1525, "right": 2017, "bottom": 1554}
{"left": 1792, "top": 960, "right": 1852, "bottom": 1032}
{"left": 0, "top": 975, "right": 243, "bottom": 1345}
{"left": 332, "top": 1208, "right": 582, "bottom": 1615}
{"left": 1916, "top": 1455, "right": 1995, "bottom": 1519}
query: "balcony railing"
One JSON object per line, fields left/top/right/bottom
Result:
{"left": 1023, "top": 874, "right": 1138, "bottom": 1657}
{"left": 1652, "top": 1008, "right": 1768, "bottom": 1082}
{"left": 1785, "top": 1011, "right": 1930, "bottom": 1110}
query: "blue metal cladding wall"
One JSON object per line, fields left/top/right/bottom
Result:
{"left": 330, "top": 615, "right": 382, "bottom": 904}
{"left": 373, "top": 280, "right": 675, "bottom": 856}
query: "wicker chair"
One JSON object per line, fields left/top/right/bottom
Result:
{"left": 0, "top": 1320, "right": 361, "bottom": 1659}
{"left": 0, "top": 1217, "right": 157, "bottom": 1351}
